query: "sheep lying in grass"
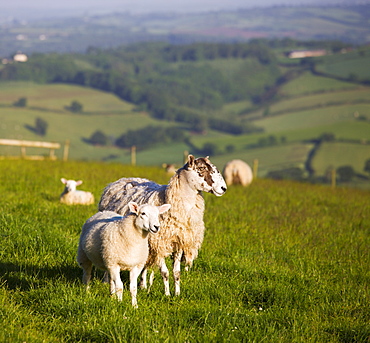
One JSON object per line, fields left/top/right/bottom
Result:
{"left": 98, "top": 154, "right": 227, "bottom": 296}
{"left": 223, "top": 159, "right": 253, "bottom": 187}
{"left": 60, "top": 178, "right": 94, "bottom": 205}
{"left": 77, "top": 201, "right": 171, "bottom": 307}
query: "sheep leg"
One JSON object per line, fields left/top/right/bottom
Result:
{"left": 78, "top": 249, "right": 93, "bottom": 289}
{"left": 158, "top": 259, "right": 171, "bottom": 296}
{"left": 139, "top": 267, "right": 148, "bottom": 290}
{"left": 149, "top": 270, "right": 155, "bottom": 292}
{"left": 130, "top": 265, "right": 143, "bottom": 308}
{"left": 109, "top": 266, "right": 123, "bottom": 301}
{"left": 173, "top": 250, "right": 183, "bottom": 296}
{"left": 81, "top": 263, "right": 93, "bottom": 288}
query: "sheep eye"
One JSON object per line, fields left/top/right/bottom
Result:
{"left": 141, "top": 212, "right": 146, "bottom": 216}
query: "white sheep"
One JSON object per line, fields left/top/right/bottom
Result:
{"left": 98, "top": 154, "right": 227, "bottom": 296}
{"left": 223, "top": 159, "right": 253, "bottom": 187}
{"left": 60, "top": 178, "right": 95, "bottom": 205}
{"left": 77, "top": 201, "right": 171, "bottom": 307}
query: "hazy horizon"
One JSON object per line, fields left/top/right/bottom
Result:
{"left": 1, "top": 0, "right": 352, "bottom": 20}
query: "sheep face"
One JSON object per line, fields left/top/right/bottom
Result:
{"left": 61, "top": 178, "right": 83, "bottom": 193}
{"left": 185, "top": 155, "right": 227, "bottom": 197}
{"left": 129, "top": 202, "right": 171, "bottom": 234}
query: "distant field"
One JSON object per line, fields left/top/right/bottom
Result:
{"left": 311, "top": 142, "right": 370, "bottom": 176}
{"left": 254, "top": 104, "right": 370, "bottom": 134}
{"left": 268, "top": 87, "right": 370, "bottom": 116}
{"left": 279, "top": 72, "right": 358, "bottom": 97}
{"left": 210, "top": 143, "right": 314, "bottom": 177}
{"left": 0, "top": 82, "right": 135, "bottom": 113}
{"left": 0, "top": 70, "right": 369, "bottom": 189}
{"left": 0, "top": 105, "right": 179, "bottom": 162}
{"left": 316, "top": 47, "right": 370, "bottom": 80}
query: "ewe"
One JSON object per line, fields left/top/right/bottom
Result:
{"left": 223, "top": 159, "right": 253, "bottom": 187}
{"left": 60, "top": 178, "right": 94, "bottom": 205}
{"left": 98, "top": 154, "right": 227, "bottom": 296}
{"left": 77, "top": 201, "right": 171, "bottom": 307}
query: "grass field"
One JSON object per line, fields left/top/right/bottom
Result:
{"left": 0, "top": 159, "right": 369, "bottom": 342}
{"left": 279, "top": 72, "right": 359, "bottom": 97}
{"left": 0, "top": 82, "right": 135, "bottom": 113}
{"left": 315, "top": 47, "right": 370, "bottom": 80}
{"left": 311, "top": 142, "right": 370, "bottom": 176}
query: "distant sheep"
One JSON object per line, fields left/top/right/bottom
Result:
{"left": 60, "top": 178, "right": 94, "bottom": 205}
{"left": 77, "top": 201, "right": 171, "bottom": 307}
{"left": 162, "top": 163, "right": 177, "bottom": 175}
{"left": 223, "top": 159, "right": 253, "bottom": 187}
{"left": 98, "top": 155, "right": 227, "bottom": 296}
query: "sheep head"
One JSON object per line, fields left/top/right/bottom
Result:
{"left": 183, "top": 155, "right": 227, "bottom": 197}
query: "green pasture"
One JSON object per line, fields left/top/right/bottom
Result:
{"left": 316, "top": 47, "right": 370, "bottom": 80}
{"left": 268, "top": 121, "right": 370, "bottom": 143}
{"left": 0, "top": 78, "right": 369, "bottom": 188}
{"left": 254, "top": 104, "right": 370, "bottom": 134}
{"left": 0, "top": 82, "right": 135, "bottom": 113}
{"left": 270, "top": 87, "right": 370, "bottom": 115}
{"left": 279, "top": 71, "right": 358, "bottom": 97}
{"left": 0, "top": 105, "right": 178, "bottom": 162}
{"left": 210, "top": 142, "right": 314, "bottom": 177}
{"left": 0, "top": 160, "right": 369, "bottom": 342}
{"left": 311, "top": 141, "right": 370, "bottom": 177}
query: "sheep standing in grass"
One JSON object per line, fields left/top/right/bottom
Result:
{"left": 60, "top": 178, "right": 94, "bottom": 205}
{"left": 98, "top": 154, "right": 227, "bottom": 296}
{"left": 223, "top": 159, "right": 253, "bottom": 187}
{"left": 77, "top": 201, "right": 171, "bottom": 307}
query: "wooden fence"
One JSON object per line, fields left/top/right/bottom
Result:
{"left": 0, "top": 139, "right": 69, "bottom": 161}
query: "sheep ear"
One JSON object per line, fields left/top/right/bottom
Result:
{"left": 61, "top": 178, "right": 67, "bottom": 184}
{"left": 128, "top": 202, "right": 139, "bottom": 214}
{"left": 187, "top": 154, "right": 195, "bottom": 169}
{"left": 159, "top": 204, "right": 171, "bottom": 214}
{"left": 76, "top": 180, "right": 83, "bottom": 186}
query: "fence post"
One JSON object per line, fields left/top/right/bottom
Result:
{"left": 253, "top": 159, "right": 259, "bottom": 179}
{"left": 131, "top": 146, "right": 136, "bottom": 166}
{"left": 21, "top": 146, "right": 26, "bottom": 159}
{"left": 183, "top": 150, "right": 189, "bottom": 163}
{"left": 331, "top": 168, "right": 336, "bottom": 189}
{"left": 63, "top": 140, "right": 70, "bottom": 161}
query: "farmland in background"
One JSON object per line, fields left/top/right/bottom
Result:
{"left": 0, "top": 42, "right": 369, "bottom": 189}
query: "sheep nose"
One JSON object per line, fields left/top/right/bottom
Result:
{"left": 152, "top": 225, "right": 160, "bottom": 233}
{"left": 221, "top": 186, "right": 227, "bottom": 192}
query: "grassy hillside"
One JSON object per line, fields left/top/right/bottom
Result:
{"left": 0, "top": 44, "right": 370, "bottom": 189}
{"left": 0, "top": 160, "right": 369, "bottom": 342}
{"left": 315, "top": 47, "right": 370, "bottom": 81}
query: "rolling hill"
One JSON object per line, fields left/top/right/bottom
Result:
{"left": 0, "top": 43, "right": 369, "bottom": 189}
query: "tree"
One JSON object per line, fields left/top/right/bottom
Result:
{"left": 89, "top": 130, "right": 108, "bottom": 146}
{"left": 35, "top": 117, "right": 48, "bottom": 136}
{"left": 201, "top": 142, "right": 219, "bottom": 156}
{"left": 13, "top": 97, "right": 27, "bottom": 107}
{"left": 66, "top": 100, "right": 83, "bottom": 113}
{"left": 364, "top": 158, "right": 370, "bottom": 175}
{"left": 337, "top": 165, "right": 355, "bottom": 182}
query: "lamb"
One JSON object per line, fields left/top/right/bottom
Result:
{"left": 77, "top": 201, "right": 171, "bottom": 307}
{"left": 60, "top": 178, "right": 95, "bottom": 205}
{"left": 98, "top": 154, "right": 227, "bottom": 296}
{"left": 223, "top": 159, "right": 253, "bottom": 187}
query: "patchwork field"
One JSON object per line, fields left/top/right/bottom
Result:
{"left": 0, "top": 60, "right": 369, "bottom": 189}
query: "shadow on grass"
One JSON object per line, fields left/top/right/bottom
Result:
{"left": 0, "top": 262, "right": 130, "bottom": 291}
